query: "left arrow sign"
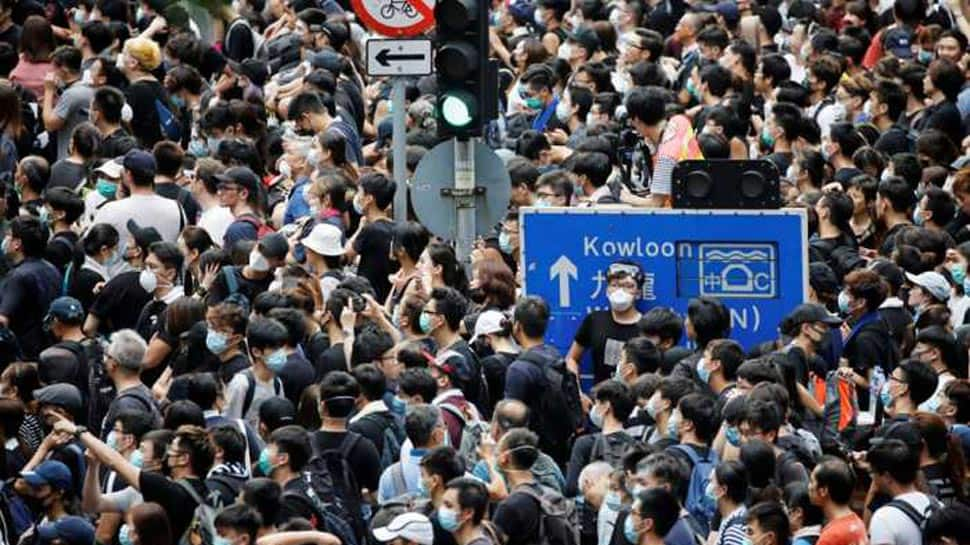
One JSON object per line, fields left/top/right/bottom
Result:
{"left": 376, "top": 49, "right": 427, "bottom": 66}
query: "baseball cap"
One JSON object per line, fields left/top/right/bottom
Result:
{"left": 124, "top": 36, "right": 162, "bottom": 71}
{"left": 694, "top": 1, "right": 740, "bottom": 25}
{"left": 257, "top": 232, "right": 290, "bottom": 261}
{"left": 320, "top": 20, "right": 350, "bottom": 50}
{"left": 433, "top": 352, "right": 473, "bottom": 386}
{"left": 122, "top": 149, "right": 156, "bottom": 180}
{"left": 228, "top": 59, "right": 270, "bottom": 87}
{"left": 37, "top": 516, "right": 95, "bottom": 545}
{"left": 21, "top": 460, "right": 73, "bottom": 491}
{"left": 94, "top": 160, "right": 123, "bottom": 179}
{"left": 34, "top": 384, "right": 83, "bottom": 414}
{"left": 566, "top": 25, "right": 600, "bottom": 54}
{"left": 471, "top": 310, "right": 509, "bottom": 344}
{"left": 906, "top": 271, "right": 951, "bottom": 302}
{"left": 259, "top": 397, "right": 296, "bottom": 431}
{"left": 214, "top": 166, "right": 260, "bottom": 196}
{"left": 373, "top": 513, "right": 434, "bottom": 545}
{"left": 784, "top": 303, "right": 842, "bottom": 328}
{"left": 883, "top": 27, "right": 914, "bottom": 59}
{"left": 46, "top": 296, "right": 84, "bottom": 325}
{"left": 302, "top": 223, "right": 344, "bottom": 257}
{"left": 126, "top": 219, "right": 163, "bottom": 251}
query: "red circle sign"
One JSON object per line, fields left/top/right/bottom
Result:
{"left": 351, "top": 0, "right": 435, "bottom": 37}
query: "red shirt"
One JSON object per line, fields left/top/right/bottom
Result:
{"left": 817, "top": 513, "right": 868, "bottom": 545}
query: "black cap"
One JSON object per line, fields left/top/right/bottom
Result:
{"left": 214, "top": 166, "right": 260, "bottom": 196}
{"left": 869, "top": 259, "right": 906, "bottom": 293}
{"left": 259, "top": 397, "right": 296, "bottom": 432}
{"left": 228, "top": 59, "right": 270, "bottom": 87}
{"left": 785, "top": 303, "right": 842, "bottom": 328}
{"left": 257, "top": 233, "right": 290, "bottom": 260}
{"left": 126, "top": 219, "right": 162, "bottom": 250}
{"left": 320, "top": 20, "right": 350, "bottom": 50}
{"left": 122, "top": 149, "right": 156, "bottom": 180}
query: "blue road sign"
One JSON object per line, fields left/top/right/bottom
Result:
{"left": 521, "top": 208, "right": 808, "bottom": 388}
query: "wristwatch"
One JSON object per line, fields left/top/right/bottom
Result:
{"left": 72, "top": 425, "right": 87, "bottom": 438}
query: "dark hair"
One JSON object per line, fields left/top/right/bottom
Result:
{"left": 269, "top": 424, "right": 312, "bottom": 472}
{"left": 19, "top": 16, "right": 54, "bottom": 62}
{"left": 714, "top": 460, "right": 749, "bottom": 504}
{"left": 760, "top": 54, "right": 791, "bottom": 85}
{"left": 678, "top": 393, "right": 719, "bottom": 444}
{"left": 925, "top": 503, "right": 970, "bottom": 545}
{"left": 498, "top": 428, "right": 539, "bottom": 469}
{"left": 173, "top": 424, "right": 215, "bottom": 477}
{"left": 352, "top": 363, "right": 387, "bottom": 402}
{"left": 210, "top": 425, "right": 245, "bottom": 465}
{"left": 624, "top": 337, "right": 661, "bottom": 375}
{"left": 633, "top": 487, "right": 681, "bottom": 537}
{"left": 625, "top": 86, "right": 668, "bottom": 126}
{"left": 153, "top": 141, "right": 184, "bottom": 178}
{"left": 246, "top": 316, "right": 288, "bottom": 355}
{"left": 445, "top": 477, "right": 490, "bottom": 524}
{"left": 164, "top": 400, "right": 205, "bottom": 430}
{"left": 687, "top": 297, "right": 731, "bottom": 348}
{"left": 593, "top": 379, "right": 635, "bottom": 422}
{"left": 572, "top": 151, "right": 612, "bottom": 188}
{"left": 10, "top": 215, "right": 49, "bottom": 258}
{"left": 946, "top": 380, "right": 970, "bottom": 423}
{"left": 638, "top": 307, "right": 683, "bottom": 345}
{"left": 392, "top": 222, "right": 430, "bottom": 263}
{"left": 81, "top": 21, "right": 113, "bottom": 55}
{"left": 929, "top": 58, "right": 964, "bottom": 102}
{"left": 869, "top": 438, "right": 920, "bottom": 484}
{"left": 319, "top": 371, "right": 359, "bottom": 418}
{"left": 241, "top": 478, "right": 281, "bottom": 528}
{"left": 358, "top": 171, "right": 396, "bottom": 210}
{"left": 427, "top": 242, "right": 469, "bottom": 294}
{"left": 400, "top": 368, "right": 437, "bottom": 403}
{"left": 214, "top": 504, "right": 261, "bottom": 543}
{"left": 148, "top": 241, "right": 184, "bottom": 281}
{"left": 430, "top": 287, "right": 468, "bottom": 331}
{"left": 513, "top": 296, "right": 550, "bottom": 339}
{"left": 131, "top": 503, "right": 173, "bottom": 545}
{"left": 420, "top": 446, "right": 465, "bottom": 483}
{"left": 45, "top": 187, "right": 85, "bottom": 225}
{"left": 844, "top": 269, "right": 889, "bottom": 312}
{"left": 739, "top": 439, "right": 778, "bottom": 491}
{"left": 785, "top": 481, "right": 824, "bottom": 526}
{"left": 746, "top": 502, "right": 791, "bottom": 545}
{"left": 708, "top": 339, "right": 744, "bottom": 381}
{"left": 899, "top": 359, "right": 940, "bottom": 405}
{"left": 741, "top": 398, "right": 783, "bottom": 437}
{"left": 93, "top": 86, "right": 126, "bottom": 125}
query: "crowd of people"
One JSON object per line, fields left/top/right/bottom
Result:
{"left": 1, "top": 1, "right": 970, "bottom": 545}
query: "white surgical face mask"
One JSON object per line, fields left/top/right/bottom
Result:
{"left": 557, "top": 42, "right": 573, "bottom": 61}
{"left": 608, "top": 289, "right": 634, "bottom": 312}
{"left": 249, "top": 249, "right": 271, "bottom": 272}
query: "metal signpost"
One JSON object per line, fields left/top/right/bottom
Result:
{"left": 521, "top": 208, "right": 809, "bottom": 389}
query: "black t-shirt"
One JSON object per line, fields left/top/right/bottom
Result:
{"left": 348, "top": 411, "right": 397, "bottom": 458}
{"left": 155, "top": 182, "right": 200, "bottom": 226}
{"left": 139, "top": 473, "right": 208, "bottom": 539}
{"left": 218, "top": 353, "right": 251, "bottom": 385}
{"left": 573, "top": 311, "right": 641, "bottom": 383}
{"left": 101, "top": 128, "right": 138, "bottom": 159}
{"left": 0, "top": 24, "right": 21, "bottom": 49}
{"left": 89, "top": 271, "right": 152, "bottom": 334}
{"left": 124, "top": 79, "right": 167, "bottom": 148}
{"left": 315, "top": 344, "right": 347, "bottom": 380}
{"left": 279, "top": 352, "right": 315, "bottom": 405}
{"left": 481, "top": 351, "right": 516, "bottom": 413}
{"left": 0, "top": 258, "right": 62, "bottom": 359}
{"left": 44, "top": 231, "right": 80, "bottom": 274}
{"left": 310, "top": 430, "right": 382, "bottom": 492}
{"left": 135, "top": 299, "right": 170, "bottom": 343}
{"left": 276, "top": 477, "right": 318, "bottom": 525}
{"left": 353, "top": 218, "right": 398, "bottom": 301}
{"left": 70, "top": 268, "right": 106, "bottom": 312}
{"left": 304, "top": 331, "right": 330, "bottom": 369}
{"left": 493, "top": 484, "right": 542, "bottom": 545}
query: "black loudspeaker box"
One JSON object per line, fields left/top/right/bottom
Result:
{"left": 672, "top": 159, "right": 782, "bottom": 209}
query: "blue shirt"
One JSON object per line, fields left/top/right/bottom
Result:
{"left": 283, "top": 177, "right": 312, "bottom": 226}
{"left": 377, "top": 447, "right": 426, "bottom": 503}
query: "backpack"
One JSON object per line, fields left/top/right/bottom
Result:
{"left": 83, "top": 337, "right": 114, "bottom": 432}
{"left": 358, "top": 412, "right": 405, "bottom": 470}
{"left": 241, "top": 368, "right": 283, "bottom": 418}
{"left": 206, "top": 474, "right": 245, "bottom": 509}
{"left": 0, "top": 478, "right": 35, "bottom": 545}
{"left": 155, "top": 98, "right": 183, "bottom": 142}
{"left": 308, "top": 431, "right": 368, "bottom": 544}
{"left": 455, "top": 418, "right": 491, "bottom": 470}
{"left": 670, "top": 444, "right": 719, "bottom": 533}
{"left": 177, "top": 480, "right": 218, "bottom": 545}
{"left": 884, "top": 496, "right": 942, "bottom": 534}
{"left": 518, "top": 352, "right": 583, "bottom": 466}
{"left": 226, "top": 17, "right": 266, "bottom": 59}
{"left": 437, "top": 397, "right": 486, "bottom": 464}
{"left": 514, "top": 484, "right": 580, "bottom": 545}
{"left": 238, "top": 214, "right": 276, "bottom": 239}
{"left": 589, "top": 431, "right": 637, "bottom": 469}
{"left": 281, "top": 480, "right": 359, "bottom": 545}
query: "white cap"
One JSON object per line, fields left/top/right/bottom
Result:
{"left": 471, "top": 309, "right": 508, "bottom": 344}
{"left": 372, "top": 513, "right": 434, "bottom": 545}
{"left": 905, "top": 271, "right": 951, "bottom": 302}
{"left": 94, "top": 160, "right": 123, "bottom": 179}
{"left": 302, "top": 223, "right": 344, "bottom": 257}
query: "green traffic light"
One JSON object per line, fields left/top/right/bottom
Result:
{"left": 441, "top": 92, "right": 475, "bottom": 128}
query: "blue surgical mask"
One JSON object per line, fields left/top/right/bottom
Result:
{"left": 645, "top": 398, "right": 658, "bottom": 420}
{"left": 265, "top": 348, "right": 287, "bottom": 373}
{"left": 171, "top": 95, "right": 186, "bottom": 109}
{"left": 119, "top": 525, "right": 133, "bottom": 545}
{"left": 605, "top": 491, "right": 623, "bottom": 511}
{"left": 760, "top": 128, "right": 776, "bottom": 149}
{"left": 438, "top": 507, "right": 461, "bottom": 532}
{"left": 963, "top": 274, "right": 970, "bottom": 295}
{"left": 880, "top": 382, "right": 893, "bottom": 408}
{"left": 417, "top": 478, "right": 430, "bottom": 498}
{"left": 213, "top": 537, "right": 231, "bottom": 545}
{"left": 106, "top": 431, "right": 118, "bottom": 450}
{"left": 353, "top": 194, "right": 365, "bottom": 215}
{"left": 96, "top": 178, "right": 117, "bottom": 199}
{"left": 837, "top": 290, "right": 851, "bottom": 315}
{"left": 419, "top": 312, "right": 433, "bottom": 334}
{"left": 206, "top": 330, "right": 229, "bottom": 354}
{"left": 188, "top": 139, "right": 208, "bottom": 158}
{"left": 666, "top": 411, "right": 681, "bottom": 439}
{"left": 623, "top": 515, "right": 640, "bottom": 544}
{"left": 696, "top": 358, "right": 711, "bottom": 383}
{"left": 74, "top": 9, "right": 87, "bottom": 25}
{"left": 913, "top": 207, "right": 925, "bottom": 226}
{"left": 725, "top": 426, "right": 742, "bottom": 447}
{"left": 257, "top": 447, "right": 275, "bottom": 476}
{"left": 130, "top": 449, "right": 144, "bottom": 468}
{"left": 207, "top": 136, "right": 223, "bottom": 156}
{"left": 590, "top": 404, "right": 605, "bottom": 429}
{"left": 499, "top": 232, "right": 513, "bottom": 254}
{"left": 951, "top": 264, "right": 967, "bottom": 287}
{"left": 389, "top": 396, "right": 407, "bottom": 416}
{"left": 704, "top": 481, "right": 718, "bottom": 504}
{"left": 918, "top": 49, "right": 934, "bottom": 64}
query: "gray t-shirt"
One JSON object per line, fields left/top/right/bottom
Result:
{"left": 870, "top": 491, "right": 934, "bottom": 545}
{"left": 224, "top": 370, "right": 282, "bottom": 429}
{"left": 49, "top": 159, "right": 87, "bottom": 191}
{"left": 53, "top": 81, "right": 94, "bottom": 160}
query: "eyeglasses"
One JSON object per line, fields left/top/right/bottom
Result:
{"left": 537, "top": 191, "right": 561, "bottom": 199}
{"left": 423, "top": 310, "right": 442, "bottom": 316}
{"left": 889, "top": 375, "right": 908, "bottom": 384}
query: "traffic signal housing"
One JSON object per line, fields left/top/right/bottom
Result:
{"left": 434, "top": 0, "right": 496, "bottom": 138}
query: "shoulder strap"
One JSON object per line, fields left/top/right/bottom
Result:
{"left": 242, "top": 369, "right": 256, "bottom": 416}
{"left": 438, "top": 401, "right": 469, "bottom": 425}
{"left": 886, "top": 499, "right": 926, "bottom": 527}
{"left": 671, "top": 443, "right": 702, "bottom": 465}
{"left": 236, "top": 419, "right": 252, "bottom": 472}
{"left": 177, "top": 479, "right": 206, "bottom": 506}
{"left": 117, "top": 391, "right": 154, "bottom": 414}
{"left": 340, "top": 431, "right": 362, "bottom": 458}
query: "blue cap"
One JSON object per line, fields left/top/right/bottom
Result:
{"left": 122, "top": 149, "right": 156, "bottom": 180}
{"left": 37, "top": 516, "right": 95, "bottom": 545}
{"left": 46, "top": 296, "right": 84, "bottom": 324}
{"left": 21, "top": 460, "right": 72, "bottom": 491}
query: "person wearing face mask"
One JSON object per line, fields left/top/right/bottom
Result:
{"left": 94, "top": 412, "right": 153, "bottom": 543}
{"left": 565, "top": 380, "right": 636, "bottom": 497}
{"left": 131, "top": 241, "right": 184, "bottom": 381}
{"left": 423, "top": 287, "right": 487, "bottom": 419}
{"left": 642, "top": 377, "right": 693, "bottom": 447}
{"left": 518, "top": 66, "right": 561, "bottom": 132}
{"left": 281, "top": 137, "right": 318, "bottom": 226}
{"left": 744, "top": 502, "right": 791, "bottom": 545}
{"left": 879, "top": 360, "right": 939, "bottom": 423}
{"left": 471, "top": 311, "right": 520, "bottom": 406}
{"left": 287, "top": 91, "right": 363, "bottom": 166}
{"left": 256, "top": 425, "right": 335, "bottom": 526}
{"left": 376, "top": 404, "right": 448, "bottom": 503}
{"left": 492, "top": 428, "right": 563, "bottom": 545}
{"left": 152, "top": 142, "right": 200, "bottom": 227}
{"left": 620, "top": 452, "right": 706, "bottom": 545}
{"left": 706, "top": 461, "right": 748, "bottom": 545}
{"left": 838, "top": 269, "right": 898, "bottom": 411}
{"left": 14, "top": 461, "right": 76, "bottom": 538}
{"left": 622, "top": 487, "right": 680, "bottom": 545}
{"left": 223, "top": 317, "right": 287, "bottom": 429}
{"left": 567, "top": 262, "right": 644, "bottom": 383}
{"left": 906, "top": 271, "right": 950, "bottom": 323}
{"left": 88, "top": 88, "right": 138, "bottom": 163}
{"left": 214, "top": 167, "right": 268, "bottom": 247}
{"left": 346, "top": 172, "right": 399, "bottom": 302}
{"left": 42, "top": 46, "right": 94, "bottom": 161}
{"left": 779, "top": 303, "right": 842, "bottom": 397}
{"left": 437, "top": 477, "right": 497, "bottom": 545}
{"left": 207, "top": 234, "right": 289, "bottom": 307}
{"left": 694, "top": 339, "right": 744, "bottom": 405}
{"left": 912, "top": 327, "right": 960, "bottom": 412}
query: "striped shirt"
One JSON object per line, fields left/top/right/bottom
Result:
{"left": 716, "top": 506, "right": 748, "bottom": 545}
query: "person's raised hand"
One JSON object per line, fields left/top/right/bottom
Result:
{"left": 340, "top": 305, "right": 357, "bottom": 333}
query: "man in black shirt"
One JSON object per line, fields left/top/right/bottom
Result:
{"left": 0, "top": 1, "right": 20, "bottom": 50}
{"left": 262, "top": 425, "right": 323, "bottom": 525}
{"left": 83, "top": 222, "right": 159, "bottom": 336}
{"left": 312, "top": 371, "right": 382, "bottom": 494}
{"left": 56, "top": 418, "right": 214, "bottom": 541}
{"left": 347, "top": 172, "right": 398, "bottom": 302}
{"left": 425, "top": 287, "right": 486, "bottom": 414}
{"left": 0, "top": 216, "right": 62, "bottom": 359}
{"left": 417, "top": 446, "right": 465, "bottom": 545}
{"left": 206, "top": 233, "right": 288, "bottom": 306}
{"left": 205, "top": 302, "right": 252, "bottom": 384}
{"left": 39, "top": 297, "right": 89, "bottom": 393}
{"left": 492, "top": 429, "right": 545, "bottom": 545}
{"left": 153, "top": 141, "right": 199, "bottom": 225}
{"left": 90, "top": 87, "right": 138, "bottom": 159}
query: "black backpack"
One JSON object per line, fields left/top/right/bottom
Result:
{"left": 281, "top": 480, "right": 359, "bottom": 545}
{"left": 205, "top": 474, "right": 245, "bottom": 509}
{"left": 83, "top": 337, "right": 113, "bottom": 432}
{"left": 515, "top": 484, "right": 579, "bottom": 545}
{"left": 241, "top": 368, "right": 283, "bottom": 417}
{"left": 518, "top": 352, "right": 583, "bottom": 466}
{"left": 307, "top": 431, "right": 367, "bottom": 543}
{"left": 357, "top": 411, "right": 405, "bottom": 470}
{"left": 589, "top": 431, "right": 637, "bottom": 469}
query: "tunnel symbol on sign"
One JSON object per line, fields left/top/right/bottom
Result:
{"left": 698, "top": 243, "right": 777, "bottom": 298}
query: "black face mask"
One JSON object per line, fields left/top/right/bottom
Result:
{"left": 469, "top": 287, "right": 487, "bottom": 304}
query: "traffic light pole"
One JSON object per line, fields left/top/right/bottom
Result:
{"left": 454, "top": 137, "right": 475, "bottom": 268}
{"left": 391, "top": 78, "right": 407, "bottom": 223}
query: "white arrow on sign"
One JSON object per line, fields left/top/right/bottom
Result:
{"left": 365, "top": 39, "right": 433, "bottom": 77}
{"left": 550, "top": 255, "right": 578, "bottom": 307}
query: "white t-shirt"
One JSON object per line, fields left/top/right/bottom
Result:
{"left": 199, "top": 206, "right": 234, "bottom": 246}
{"left": 869, "top": 491, "right": 934, "bottom": 545}
{"left": 93, "top": 193, "right": 186, "bottom": 246}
